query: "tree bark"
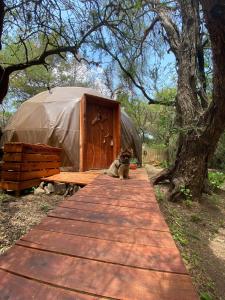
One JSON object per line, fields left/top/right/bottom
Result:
{"left": 0, "top": 66, "right": 9, "bottom": 103}
{"left": 152, "top": 0, "right": 225, "bottom": 200}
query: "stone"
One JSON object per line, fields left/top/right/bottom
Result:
{"left": 64, "top": 184, "right": 75, "bottom": 197}
{"left": 47, "top": 183, "right": 55, "bottom": 193}
{"left": 39, "top": 182, "right": 45, "bottom": 189}
{"left": 54, "top": 182, "right": 67, "bottom": 195}
{"left": 34, "top": 187, "right": 45, "bottom": 195}
{"left": 73, "top": 185, "right": 80, "bottom": 193}
{"left": 44, "top": 186, "right": 51, "bottom": 195}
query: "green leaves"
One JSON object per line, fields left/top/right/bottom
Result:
{"left": 208, "top": 171, "right": 225, "bottom": 189}
{"left": 200, "top": 292, "right": 213, "bottom": 300}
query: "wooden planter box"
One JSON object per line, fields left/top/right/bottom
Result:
{"left": 0, "top": 143, "right": 62, "bottom": 193}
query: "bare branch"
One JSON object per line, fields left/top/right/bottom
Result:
{"left": 0, "top": 0, "right": 5, "bottom": 50}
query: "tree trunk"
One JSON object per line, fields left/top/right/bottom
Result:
{"left": 152, "top": 129, "right": 219, "bottom": 200}
{"left": 0, "top": 66, "right": 9, "bottom": 103}
{"left": 152, "top": 0, "right": 225, "bottom": 200}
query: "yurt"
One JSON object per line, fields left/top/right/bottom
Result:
{"left": 1, "top": 87, "right": 141, "bottom": 171}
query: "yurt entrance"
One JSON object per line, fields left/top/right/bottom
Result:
{"left": 80, "top": 94, "right": 121, "bottom": 171}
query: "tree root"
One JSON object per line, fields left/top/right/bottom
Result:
{"left": 151, "top": 168, "right": 173, "bottom": 185}
{"left": 151, "top": 169, "right": 191, "bottom": 201}
{"left": 167, "top": 177, "right": 185, "bottom": 202}
{"left": 151, "top": 167, "right": 210, "bottom": 201}
{"left": 203, "top": 177, "right": 212, "bottom": 195}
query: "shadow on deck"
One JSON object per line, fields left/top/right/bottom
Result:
{"left": 0, "top": 169, "right": 199, "bottom": 299}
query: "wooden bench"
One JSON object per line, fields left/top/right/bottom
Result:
{"left": 0, "top": 143, "right": 62, "bottom": 194}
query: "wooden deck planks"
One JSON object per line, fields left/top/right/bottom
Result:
{"left": 0, "top": 169, "right": 199, "bottom": 299}
{"left": 0, "top": 270, "right": 95, "bottom": 300}
{"left": 36, "top": 217, "right": 177, "bottom": 248}
{"left": 48, "top": 206, "right": 169, "bottom": 231}
{"left": 58, "top": 200, "right": 161, "bottom": 213}
{"left": 42, "top": 171, "right": 100, "bottom": 186}
{"left": 66, "top": 195, "right": 157, "bottom": 209}
{"left": 0, "top": 246, "right": 197, "bottom": 300}
{"left": 17, "top": 229, "right": 187, "bottom": 273}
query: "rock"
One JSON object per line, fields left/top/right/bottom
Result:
{"left": 9, "top": 202, "right": 17, "bottom": 208}
{"left": 73, "top": 185, "right": 80, "bottom": 193}
{"left": 63, "top": 184, "right": 80, "bottom": 197}
{"left": 54, "top": 182, "right": 67, "bottom": 195}
{"left": 39, "top": 182, "right": 45, "bottom": 189}
{"left": 44, "top": 186, "right": 51, "bottom": 195}
{"left": 34, "top": 187, "right": 45, "bottom": 195}
{"left": 44, "top": 183, "right": 55, "bottom": 194}
{"left": 64, "top": 184, "right": 75, "bottom": 196}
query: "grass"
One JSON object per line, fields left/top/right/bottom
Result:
{"left": 40, "top": 203, "right": 51, "bottom": 213}
{"left": 155, "top": 186, "right": 225, "bottom": 300}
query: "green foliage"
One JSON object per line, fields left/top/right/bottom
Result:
{"left": 155, "top": 87, "right": 176, "bottom": 105}
{"left": 200, "top": 292, "right": 213, "bottom": 300}
{"left": 40, "top": 204, "right": 51, "bottom": 213}
{"left": 171, "top": 221, "right": 189, "bottom": 246}
{"left": 185, "top": 199, "right": 193, "bottom": 208}
{"left": 180, "top": 185, "right": 192, "bottom": 200}
{"left": 208, "top": 171, "right": 225, "bottom": 189}
{"left": 190, "top": 214, "right": 202, "bottom": 223}
{"left": 155, "top": 187, "right": 165, "bottom": 202}
{"left": 117, "top": 88, "right": 176, "bottom": 154}
{"left": 159, "top": 160, "right": 170, "bottom": 168}
{"left": 130, "top": 158, "right": 138, "bottom": 164}
{"left": 117, "top": 91, "right": 153, "bottom": 142}
{"left": 0, "top": 111, "right": 13, "bottom": 128}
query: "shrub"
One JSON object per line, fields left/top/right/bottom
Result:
{"left": 208, "top": 171, "right": 225, "bottom": 189}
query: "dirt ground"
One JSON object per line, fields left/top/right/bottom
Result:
{"left": 0, "top": 191, "right": 63, "bottom": 254}
{"left": 146, "top": 165, "right": 225, "bottom": 300}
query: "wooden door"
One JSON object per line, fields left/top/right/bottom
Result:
{"left": 86, "top": 103, "right": 113, "bottom": 169}
{"left": 80, "top": 95, "right": 120, "bottom": 171}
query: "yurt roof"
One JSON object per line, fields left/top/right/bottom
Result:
{"left": 2, "top": 87, "right": 142, "bottom": 168}
{"left": 25, "top": 87, "right": 109, "bottom": 103}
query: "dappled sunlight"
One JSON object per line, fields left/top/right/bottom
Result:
{"left": 0, "top": 170, "right": 198, "bottom": 299}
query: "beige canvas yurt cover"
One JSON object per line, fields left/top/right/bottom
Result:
{"left": 2, "top": 87, "right": 141, "bottom": 171}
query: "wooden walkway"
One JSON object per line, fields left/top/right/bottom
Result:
{"left": 0, "top": 169, "right": 198, "bottom": 299}
{"left": 42, "top": 171, "right": 101, "bottom": 186}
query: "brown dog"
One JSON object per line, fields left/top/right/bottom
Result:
{"left": 106, "top": 148, "right": 132, "bottom": 179}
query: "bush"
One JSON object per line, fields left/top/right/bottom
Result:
{"left": 208, "top": 171, "right": 225, "bottom": 189}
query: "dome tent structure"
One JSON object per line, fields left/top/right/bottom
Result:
{"left": 2, "top": 87, "right": 141, "bottom": 171}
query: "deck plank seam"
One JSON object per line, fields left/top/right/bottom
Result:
{"left": 19, "top": 230, "right": 177, "bottom": 250}
{"left": 0, "top": 267, "right": 116, "bottom": 300}
{"left": 70, "top": 195, "right": 157, "bottom": 204}
{"left": 47, "top": 214, "right": 171, "bottom": 232}
{"left": 58, "top": 203, "right": 158, "bottom": 212}
{"left": 33, "top": 225, "right": 176, "bottom": 248}
{"left": 14, "top": 243, "right": 188, "bottom": 275}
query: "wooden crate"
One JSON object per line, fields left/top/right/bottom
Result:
{"left": 0, "top": 143, "right": 62, "bottom": 193}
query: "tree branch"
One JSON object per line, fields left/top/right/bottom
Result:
{"left": 0, "top": 0, "right": 5, "bottom": 50}
{"left": 98, "top": 34, "right": 174, "bottom": 106}
{"left": 148, "top": 0, "right": 181, "bottom": 56}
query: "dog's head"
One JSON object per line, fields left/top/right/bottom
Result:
{"left": 119, "top": 148, "right": 132, "bottom": 164}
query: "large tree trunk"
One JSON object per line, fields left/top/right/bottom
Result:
{"left": 0, "top": 67, "right": 10, "bottom": 103}
{"left": 152, "top": 0, "right": 225, "bottom": 200}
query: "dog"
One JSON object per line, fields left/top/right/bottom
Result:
{"left": 106, "top": 148, "right": 132, "bottom": 180}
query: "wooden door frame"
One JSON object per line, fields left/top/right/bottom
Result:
{"left": 79, "top": 94, "right": 121, "bottom": 171}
